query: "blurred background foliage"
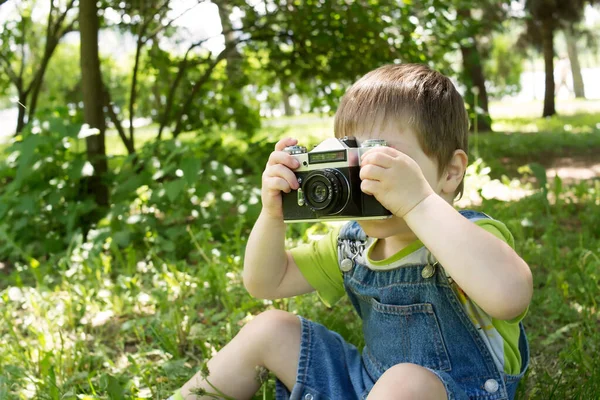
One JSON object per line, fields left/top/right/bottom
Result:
{"left": 0, "top": 0, "right": 600, "bottom": 398}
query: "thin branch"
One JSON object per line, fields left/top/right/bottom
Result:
{"left": 127, "top": 0, "right": 170, "bottom": 147}
{"left": 46, "top": 0, "right": 55, "bottom": 42}
{"left": 50, "top": 0, "right": 76, "bottom": 39}
{"left": 139, "top": 0, "right": 169, "bottom": 42}
{"left": 145, "top": 1, "right": 201, "bottom": 42}
{"left": 104, "top": 87, "right": 135, "bottom": 154}
{"left": 171, "top": 32, "right": 290, "bottom": 137}
{"left": 0, "top": 53, "right": 20, "bottom": 86}
{"left": 128, "top": 36, "right": 143, "bottom": 147}
{"left": 19, "top": 10, "right": 26, "bottom": 80}
{"left": 172, "top": 50, "right": 230, "bottom": 137}
{"left": 156, "top": 39, "right": 212, "bottom": 140}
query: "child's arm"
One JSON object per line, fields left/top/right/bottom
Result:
{"left": 242, "top": 137, "right": 315, "bottom": 300}
{"left": 360, "top": 147, "right": 532, "bottom": 321}
{"left": 243, "top": 211, "right": 314, "bottom": 299}
{"left": 403, "top": 195, "right": 532, "bottom": 320}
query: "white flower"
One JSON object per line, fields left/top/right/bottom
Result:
{"left": 176, "top": 169, "right": 184, "bottom": 177}
{"left": 81, "top": 161, "right": 95, "bottom": 177}
{"left": 78, "top": 124, "right": 100, "bottom": 139}
{"left": 91, "top": 310, "right": 114, "bottom": 327}
{"left": 238, "top": 204, "right": 248, "bottom": 214}
{"left": 137, "top": 261, "right": 148, "bottom": 273}
{"left": 221, "top": 192, "right": 234, "bottom": 202}
{"left": 137, "top": 292, "right": 151, "bottom": 304}
{"left": 8, "top": 287, "right": 24, "bottom": 302}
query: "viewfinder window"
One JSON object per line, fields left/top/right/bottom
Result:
{"left": 309, "top": 150, "right": 347, "bottom": 164}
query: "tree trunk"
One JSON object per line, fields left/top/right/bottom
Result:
{"left": 15, "top": 92, "right": 27, "bottom": 134}
{"left": 79, "top": 0, "right": 109, "bottom": 207}
{"left": 281, "top": 81, "right": 294, "bottom": 116}
{"left": 216, "top": 0, "right": 242, "bottom": 82}
{"left": 460, "top": 42, "right": 492, "bottom": 132}
{"left": 565, "top": 27, "right": 585, "bottom": 99}
{"left": 541, "top": 22, "right": 556, "bottom": 117}
{"left": 216, "top": 0, "right": 248, "bottom": 131}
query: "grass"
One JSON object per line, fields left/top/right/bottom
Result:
{"left": 1, "top": 106, "right": 600, "bottom": 398}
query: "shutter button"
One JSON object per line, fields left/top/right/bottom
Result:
{"left": 340, "top": 258, "right": 353, "bottom": 272}
{"left": 421, "top": 264, "right": 435, "bottom": 279}
{"left": 484, "top": 379, "right": 499, "bottom": 393}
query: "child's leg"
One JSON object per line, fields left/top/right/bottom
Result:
{"left": 180, "top": 310, "right": 301, "bottom": 400}
{"left": 366, "top": 363, "right": 448, "bottom": 400}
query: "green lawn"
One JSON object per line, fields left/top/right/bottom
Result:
{"left": 1, "top": 106, "right": 600, "bottom": 398}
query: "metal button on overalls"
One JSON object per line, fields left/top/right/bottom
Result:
{"left": 340, "top": 258, "right": 353, "bottom": 272}
{"left": 421, "top": 264, "right": 435, "bottom": 279}
{"left": 484, "top": 379, "right": 499, "bottom": 393}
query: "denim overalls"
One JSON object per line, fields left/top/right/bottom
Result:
{"left": 276, "top": 211, "right": 529, "bottom": 400}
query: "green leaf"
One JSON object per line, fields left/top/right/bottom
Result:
{"left": 106, "top": 375, "right": 124, "bottom": 400}
{"left": 165, "top": 179, "right": 186, "bottom": 202}
{"left": 113, "top": 231, "right": 131, "bottom": 247}
{"left": 181, "top": 158, "right": 201, "bottom": 185}
{"left": 13, "top": 135, "right": 40, "bottom": 189}
{"left": 160, "top": 240, "right": 176, "bottom": 252}
{"left": 529, "top": 163, "right": 547, "bottom": 189}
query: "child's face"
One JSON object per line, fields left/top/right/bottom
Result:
{"left": 355, "top": 124, "right": 445, "bottom": 239}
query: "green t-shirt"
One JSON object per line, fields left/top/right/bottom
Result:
{"left": 290, "top": 218, "right": 526, "bottom": 375}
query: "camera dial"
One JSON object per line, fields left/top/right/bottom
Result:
{"left": 360, "top": 139, "right": 387, "bottom": 148}
{"left": 283, "top": 145, "right": 307, "bottom": 155}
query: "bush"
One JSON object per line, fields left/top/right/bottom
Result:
{"left": 0, "top": 117, "right": 273, "bottom": 270}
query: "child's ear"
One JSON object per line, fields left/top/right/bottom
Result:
{"left": 441, "top": 149, "right": 468, "bottom": 195}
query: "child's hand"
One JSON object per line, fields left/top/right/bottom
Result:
{"left": 360, "top": 147, "right": 434, "bottom": 218}
{"left": 261, "top": 137, "right": 301, "bottom": 219}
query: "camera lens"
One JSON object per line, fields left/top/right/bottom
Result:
{"left": 302, "top": 169, "right": 350, "bottom": 215}
{"left": 311, "top": 182, "right": 329, "bottom": 203}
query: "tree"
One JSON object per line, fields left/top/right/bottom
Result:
{"left": 455, "top": 1, "right": 512, "bottom": 132}
{"left": 0, "top": 0, "right": 77, "bottom": 134}
{"left": 564, "top": 25, "right": 585, "bottom": 98}
{"left": 522, "top": 0, "right": 584, "bottom": 117}
{"left": 79, "top": 0, "right": 109, "bottom": 207}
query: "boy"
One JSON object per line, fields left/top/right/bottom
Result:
{"left": 175, "top": 64, "right": 532, "bottom": 400}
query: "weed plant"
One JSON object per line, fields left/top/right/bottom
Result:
{"left": 0, "top": 113, "right": 599, "bottom": 398}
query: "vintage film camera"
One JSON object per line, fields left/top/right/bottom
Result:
{"left": 282, "top": 136, "right": 392, "bottom": 223}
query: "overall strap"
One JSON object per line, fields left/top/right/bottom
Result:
{"left": 458, "top": 209, "right": 492, "bottom": 222}
{"left": 338, "top": 220, "right": 367, "bottom": 241}
{"left": 337, "top": 221, "right": 368, "bottom": 270}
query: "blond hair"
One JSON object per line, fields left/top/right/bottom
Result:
{"left": 334, "top": 63, "right": 469, "bottom": 197}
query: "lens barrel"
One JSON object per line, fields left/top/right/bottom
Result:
{"left": 302, "top": 169, "right": 349, "bottom": 215}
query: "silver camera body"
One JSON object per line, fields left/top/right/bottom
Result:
{"left": 281, "top": 136, "right": 392, "bottom": 223}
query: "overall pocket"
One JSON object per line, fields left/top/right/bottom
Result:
{"left": 362, "top": 299, "right": 452, "bottom": 373}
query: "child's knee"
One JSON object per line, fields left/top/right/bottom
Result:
{"left": 369, "top": 363, "right": 447, "bottom": 400}
{"left": 241, "top": 310, "right": 300, "bottom": 347}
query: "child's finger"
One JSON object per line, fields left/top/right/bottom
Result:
{"left": 274, "top": 137, "right": 298, "bottom": 152}
{"left": 265, "top": 164, "right": 299, "bottom": 190}
{"left": 267, "top": 151, "right": 301, "bottom": 169}
{"left": 264, "top": 176, "right": 293, "bottom": 194}
{"left": 360, "top": 179, "right": 379, "bottom": 196}
{"left": 361, "top": 150, "right": 395, "bottom": 168}
{"left": 359, "top": 164, "right": 386, "bottom": 182}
